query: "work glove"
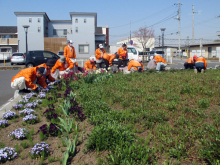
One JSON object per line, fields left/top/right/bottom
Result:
{"left": 34, "top": 87, "right": 40, "bottom": 93}
{"left": 66, "top": 68, "right": 70, "bottom": 72}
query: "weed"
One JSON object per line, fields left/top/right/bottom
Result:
{"left": 198, "top": 98, "right": 210, "bottom": 109}
{"left": 21, "top": 141, "right": 28, "bottom": 149}
{"left": 48, "top": 155, "right": 55, "bottom": 163}
{"left": 14, "top": 143, "right": 20, "bottom": 153}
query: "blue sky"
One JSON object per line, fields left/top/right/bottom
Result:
{"left": 0, "top": 0, "right": 219, "bottom": 44}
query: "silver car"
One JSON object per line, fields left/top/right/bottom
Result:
{"left": 11, "top": 53, "right": 26, "bottom": 65}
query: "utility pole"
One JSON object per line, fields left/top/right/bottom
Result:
{"left": 200, "top": 38, "right": 203, "bottom": 57}
{"left": 159, "top": 35, "right": 161, "bottom": 47}
{"left": 187, "top": 36, "right": 189, "bottom": 57}
{"left": 192, "top": 5, "right": 199, "bottom": 44}
{"left": 130, "top": 20, "right": 132, "bottom": 44}
{"left": 175, "top": 3, "right": 182, "bottom": 59}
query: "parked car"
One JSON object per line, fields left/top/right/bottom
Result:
{"left": 148, "top": 51, "right": 165, "bottom": 60}
{"left": 11, "top": 52, "right": 26, "bottom": 65}
{"left": 26, "top": 50, "right": 60, "bottom": 68}
{"left": 57, "top": 51, "right": 64, "bottom": 57}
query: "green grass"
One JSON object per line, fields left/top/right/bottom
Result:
{"left": 75, "top": 69, "right": 220, "bottom": 164}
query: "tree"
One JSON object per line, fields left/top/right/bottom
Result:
{"left": 133, "top": 26, "right": 155, "bottom": 61}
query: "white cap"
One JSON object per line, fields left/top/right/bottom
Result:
{"left": 99, "top": 44, "right": 103, "bottom": 49}
{"left": 89, "top": 56, "right": 95, "bottom": 61}
{"left": 68, "top": 40, "right": 73, "bottom": 44}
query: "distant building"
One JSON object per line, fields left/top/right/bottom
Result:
{"left": 190, "top": 42, "right": 220, "bottom": 58}
{"left": 14, "top": 12, "right": 108, "bottom": 57}
{"left": 116, "top": 37, "right": 155, "bottom": 52}
{"left": 0, "top": 26, "right": 18, "bottom": 53}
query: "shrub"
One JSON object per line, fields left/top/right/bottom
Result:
{"left": 86, "top": 122, "right": 135, "bottom": 151}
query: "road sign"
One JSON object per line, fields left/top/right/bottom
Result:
{"left": 130, "top": 40, "right": 133, "bottom": 45}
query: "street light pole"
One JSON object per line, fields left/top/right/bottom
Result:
{"left": 130, "top": 20, "right": 132, "bottom": 44}
{"left": 160, "top": 28, "right": 166, "bottom": 59}
{"left": 23, "top": 25, "right": 30, "bottom": 55}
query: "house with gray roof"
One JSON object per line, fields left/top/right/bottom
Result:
{"left": 14, "top": 12, "right": 109, "bottom": 57}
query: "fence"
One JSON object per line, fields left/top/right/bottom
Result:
{"left": 0, "top": 52, "right": 12, "bottom": 60}
{"left": 44, "top": 37, "right": 67, "bottom": 54}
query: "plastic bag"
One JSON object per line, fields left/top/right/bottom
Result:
{"left": 146, "top": 60, "right": 156, "bottom": 69}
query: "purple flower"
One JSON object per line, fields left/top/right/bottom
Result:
{"left": 0, "top": 120, "right": 8, "bottom": 128}
{"left": 23, "top": 114, "right": 37, "bottom": 123}
{"left": 19, "top": 109, "right": 35, "bottom": 116}
{"left": 29, "top": 142, "right": 49, "bottom": 158}
{"left": 2, "top": 111, "right": 16, "bottom": 120}
{"left": 13, "top": 104, "right": 23, "bottom": 110}
{"left": 9, "top": 128, "right": 29, "bottom": 139}
{"left": 0, "top": 147, "right": 17, "bottom": 162}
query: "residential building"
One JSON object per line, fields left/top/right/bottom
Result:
{"left": 0, "top": 26, "right": 18, "bottom": 53}
{"left": 14, "top": 12, "right": 108, "bottom": 57}
{"left": 189, "top": 42, "right": 220, "bottom": 58}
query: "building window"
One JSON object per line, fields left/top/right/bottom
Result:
{"left": 84, "top": 19, "right": 86, "bottom": 23}
{"left": 75, "top": 18, "right": 78, "bottom": 23}
{"left": 29, "top": 18, "right": 32, "bottom": 23}
{"left": 38, "top": 27, "right": 41, "bottom": 32}
{"left": 53, "top": 29, "right": 67, "bottom": 37}
{"left": 79, "top": 44, "right": 89, "bottom": 53}
{"left": 38, "top": 18, "right": 41, "bottom": 23}
{"left": 76, "top": 27, "right": 78, "bottom": 33}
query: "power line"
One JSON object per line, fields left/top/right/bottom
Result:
{"left": 109, "top": 5, "right": 175, "bottom": 29}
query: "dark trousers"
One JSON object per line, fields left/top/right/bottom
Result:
{"left": 184, "top": 62, "right": 194, "bottom": 69}
{"left": 103, "top": 59, "right": 109, "bottom": 70}
{"left": 118, "top": 59, "right": 127, "bottom": 68}
{"left": 195, "top": 62, "right": 205, "bottom": 72}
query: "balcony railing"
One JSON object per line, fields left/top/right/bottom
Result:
{"left": 0, "top": 38, "right": 18, "bottom": 45}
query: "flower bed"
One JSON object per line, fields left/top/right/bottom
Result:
{"left": 2, "top": 111, "right": 17, "bottom": 120}
{"left": 13, "top": 104, "right": 23, "bottom": 110}
{"left": 23, "top": 114, "right": 37, "bottom": 124}
{"left": 38, "top": 123, "right": 60, "bottom": 137}
{"left": 0, "top": 120, "right": 8, "bottom": 128}
{"left": 0, "top": 147, "right": 17, "bottom": 163}
{"left": 19, "top": 108, "right": 35, "bottom": 116}
{"left": 9, "top": 128, "right": 29, "bottom": 139}
{"left": 25, "top": 102, "right": 38, "bottom": 108}
{"left": 29, "top": 142, "right": 49, "bottom": 158}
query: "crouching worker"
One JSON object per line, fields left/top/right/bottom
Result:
{"left": 127, "top": 59, "right": 143, "bottom": 72}
{"left": 103, "top": 53, "right": 116, "bottom": 70}
{"left": 184, "top": 55, "right": 197, "bottom": 69}
{"left": 11, "top": 67, "right": 48, "bottom": 94}
{"left": 84, "top": 57, "right": 96, "bottom": 71}
{"left": 38, "top": 59, "right": 55, "bottom": 84}
{"left": 154, "top": 55, "right": 167, "bottom": 71}
{"left": 95, "top": 44, "right": 106, "bottom": 68}
{"left": 51, "top": 56, "right": 74, "bottom": 79}
{"left": 195, "top": 56, "right": 207, "bottom": 73}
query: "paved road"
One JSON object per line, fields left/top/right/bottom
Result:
{"left": 169, "top": 58, "right": 220, "bottom": 69}
{"left": 0, "top": 69, "right": 21, "bottom": 107}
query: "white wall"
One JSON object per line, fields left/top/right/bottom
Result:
{"left": 71, "top": 15, "right": 95, "bottom": 58}
{"left": 17, "top": 15, "right": 44, "bottom": 53}
{"left": 48, "top": 22, "right": 72, "bottom": 38}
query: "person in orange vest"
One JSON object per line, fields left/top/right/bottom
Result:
{"left": 127, "top": 59, "right": 142, "bottom": 72}
{"left": 51, "top": 56, "right": 74, "bottom": 78}
{"left": 64, "top": 40, "right": 83, "bottom": 72}
{"left": 95, "top": 44, "right": 106, "bottom": 68}
{"left": 195, "top": 56, "right": 207, "bottom": 73}
{"left": 154, "top": 55, "right": 167, "bottom": 71}
{"left": 11, "top": 67, "right": 48, "bottom": 94}
{"left": 37, "top": 59, "right": 56, "bottom": 84}
{"left": 84, "top": 57, "right": 96, "bottom": 71}
{"left": 103, "top": 52, "right": 118, "bottom": 70}
{"left": 184, "top": 55, "right": 197, "bottom": 69}
{"left": 117, "top": 43, "right": 128, "bottom": 69}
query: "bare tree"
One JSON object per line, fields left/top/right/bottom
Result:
{"left": 133, "top": 26, "right": 155, "bottom": 61}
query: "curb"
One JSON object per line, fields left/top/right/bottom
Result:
{"left": 0, "top": 66, "right": 26, "bottom": 70}
{"left": 0, "top": 93, "right": 21, "bottom": 117}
